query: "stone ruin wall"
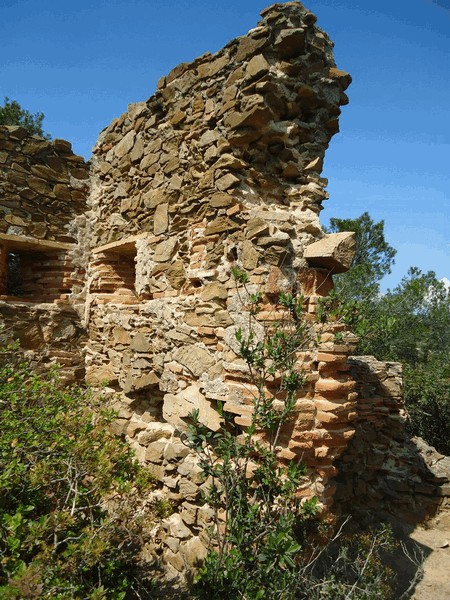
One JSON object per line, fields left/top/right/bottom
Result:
{"left": 0, "top": 0, "right": 448, "bottom": 581}
{"left": 83, "top": 1, "right": 447, "bottom": 572}
{"left": 82, "top": 2, "right": 364, "bottom": 573}
{"left": 335, "top": 356, "right": 450, "bottom": 523}
{"left": 0, "top": 125, "right": 89, "bottom": 381}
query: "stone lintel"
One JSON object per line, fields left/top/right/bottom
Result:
{"left": 0, "top": 234, "right": 73, "bottom": 252}
{"left": 92, "top": 233, "right": 158, "bottom": 255}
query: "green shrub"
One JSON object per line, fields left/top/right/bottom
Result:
{"left": 404, "top": 356, "right": 450, "bottom": 455}
{"left": 0, "top": 347, "right": 155, "bottom": 599}
{"left": 188, "top": 277, "right": 396, "bottom": 600}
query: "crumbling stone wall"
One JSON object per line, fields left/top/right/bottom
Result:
{"left": 334, "top": 356, "right": 450, "bottom": 522}
{"left": 0, "top": 302, "right": 86, "bottom": 383}
{"left": 0, "top": 126, "right": 87, "bottom": 243}
{"left": 90, "top": 2, "right": 350, "bottom": 248}
{"left": 0, "top": 1, "right": 447, "bottom": 584}
{"left": 0, "top": 125, "right": 89, "bottom": 381}
{"left": 84, "top": 2, "right": 360, "bottom": 576}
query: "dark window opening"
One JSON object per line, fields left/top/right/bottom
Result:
{"left": 7, "top": 252, "right": 24, "bottom": 296}
{"left": 0, "top": 236, "right": 74, "bottom": 303}
{"left": 3, "top": 249, "right": 71, "bottom": 302}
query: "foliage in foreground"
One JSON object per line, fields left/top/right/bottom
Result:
{"left": 0, "top": 348, "right": 155, "bottom": 599}
{"left": 0, "top": 97, "right": 50, "bottom": 139}
{"left": 187, "top": 272, "right": 396, "bottom": 599}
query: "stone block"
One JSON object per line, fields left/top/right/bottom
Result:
{"left": 180, "top": 536, "right": 208, "bottom": 568}
{"left": 163, "top": 384, "right": 221, "bottom": 433}
{"left": 164, "top": 548, "right": 184, "bottom": 572}
{"left": 178, "top": 478, "right": 200, "bottom": 499}
{"left": 315, "top": 378, "right": 356, "bottom": 398}
{"left": 215, "top": 173, "right": 240, "bottom": 191}
{"left": 164, "top": 442, "right": 191, "bottom": 462}
{"left": 304, "top": 232, "right": 356, "bottom": 274}
{"left": 274, "top": 28, "right": 305, "bottom": 58}
{"left": 137, "top": 422, "right": 174, "bottom": 446}
{"left": 114, "top": 130, "right": 136, "bottom": 158}
{"left": 154, "top": 203, "right": 169, "bottom": 235}
{"left": 123, "top": 372, "right": 160, "bottom": 393}
{"left": 153, "top": 237, "right": 178, "bottom": 262}
{"left": 145, "top": 440, "right": 168, "bottom": 464}
{"left": 246, "top": 54, "right": 270, "bottom": 79}
{"left": 172, "top": 345, "right": 215, "bottom": 377}
{"left": 130, "top": 332, "right": 151, "bottom": 352}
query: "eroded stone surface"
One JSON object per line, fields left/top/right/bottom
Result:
{"left": 1, "top": 2, "right": 448, "bottom": 589}
{"left": 304, "top": 232, "right": 356, "bottom": 273}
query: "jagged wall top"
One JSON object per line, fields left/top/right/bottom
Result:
{"left": 91, "top": 1, "right": 350, "bottom": 249}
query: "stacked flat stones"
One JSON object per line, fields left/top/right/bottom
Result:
{"left": 0, "top": 126, "right": 88, "bottom": 242}
{"left": 85, "top": 2, "right": 357, "bottom": 582}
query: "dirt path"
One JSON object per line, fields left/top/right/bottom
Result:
{"left": 408, "top": 523, "right": 450, "bottom": 599}
{"left": 393, "top": 514, "right": 450, "bottom": 599}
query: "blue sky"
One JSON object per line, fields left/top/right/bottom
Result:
{"left": 1, "top": 0, "right": 448, "bottom": 289}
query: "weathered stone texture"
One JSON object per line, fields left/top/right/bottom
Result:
{"left": 0, "top": 301, "right": 85, "bottom": 383}
{"left": 304, "top": 232, "right": 356, "bottom": 273}
{"left": 0, "top": 126, "right": 88, "bottom": 243}
{"left": 0, "top": 126, "right": 88, "bottom": 379}
{"left": 80, "top": 3, "right": 358, "bottom": 574}
{"left": 90, "top": 2, "right": 350, "bottom": 254}
{"left": 0, "top": 1, "right": 447, "bottom": 586}
{"left": 334, "top": 356, "right": 450, "bottom": 522}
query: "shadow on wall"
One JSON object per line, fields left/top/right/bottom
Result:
{"left": 333, "top": 355, "right": 450, "bottom": 524}
{"left": 331, "top": 355, "right": 450, "bottom": 597}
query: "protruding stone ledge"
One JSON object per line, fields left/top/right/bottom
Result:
{"left": 0, "top": 233, "right": 74, "bottom": 251}
{"left": 304, "top": 232, "right": 356, "bottom": 273}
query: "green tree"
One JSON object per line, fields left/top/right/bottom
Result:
{"left": 328, "top": 212, "right": 450, "bottom": 453}
{"left": 0, "top": 97, "right": 50, "bottom": 139}
{"left": 404, "top": 357, "right": 450, "bottom": 455}
{"left": 327, "top": 212, "right": 396, "bottom": 301}
{"left": 371, "top": 268, "right": 450, "bottom": 363}
{"left": 376, "top": 269, "right": 450, "bottom": 452}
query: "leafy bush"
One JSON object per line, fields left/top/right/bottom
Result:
{"left": 188, "top": 407, "right": 318, "bottom": 600}
{"left": 187, "top": 277, "right": 396, "bottom": 600}
{"left": 404, "top": 357, "right": 450, "bottom": 455}
{"left": 0, "top": 347, "right": 155, "bottom": 599}
{"left": 340, "top": 269, "right": 450, "bottom": 453}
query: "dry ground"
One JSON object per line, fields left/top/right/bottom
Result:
{"left": 393, "top": 513, "right": 450, "bottom": 599}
